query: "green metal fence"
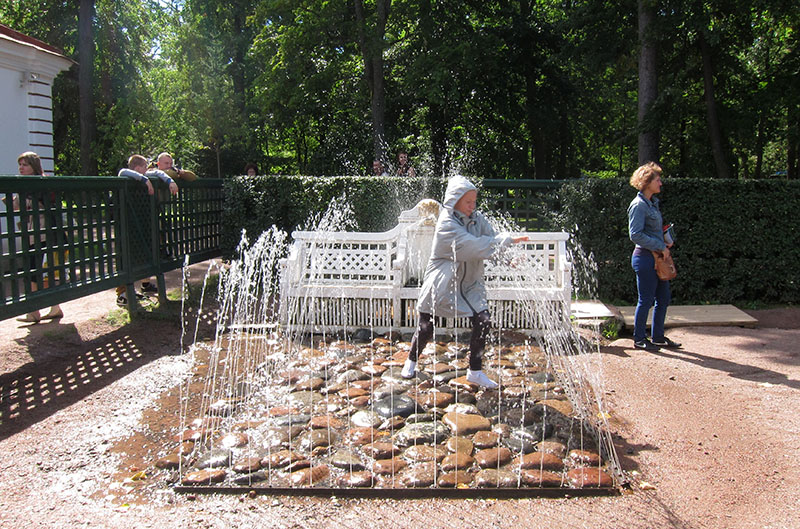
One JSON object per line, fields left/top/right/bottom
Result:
{"left": 0, "top": 176, "right": 224, "bottom": 321}
{"left": 481, "top": 179, "right": 563, "bottom": 231}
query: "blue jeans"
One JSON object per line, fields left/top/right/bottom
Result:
{"left": 631, "top": 250, "right": 671, "bottom": 342}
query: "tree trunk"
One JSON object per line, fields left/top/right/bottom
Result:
{"left": 354, "top": 0, "right": 390, "bottom": 164}
{"left": 637, "top": 0, "right": 659, "bottom": 165}
{"left": 78, "top": 0, "right": 97, "bottom": 176}
{"left": 698, "top": 32, "right": 733, "bottom": 178}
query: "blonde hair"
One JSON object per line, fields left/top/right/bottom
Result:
{"left": 17, "top": 151, "right": 44, "bottom": 175}
{"left": 128, "top": 154, "right": 148, "bottom": 170}
{"left": 630, "top": 162, "right": 662, "bottom": 191}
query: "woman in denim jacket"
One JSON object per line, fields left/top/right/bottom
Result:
{"left": 627, "top": 162, "right": 681, "bottom": 351}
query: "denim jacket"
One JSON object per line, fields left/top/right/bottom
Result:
{"left": 628, "top": 191, "right": 666, "bottom": 252}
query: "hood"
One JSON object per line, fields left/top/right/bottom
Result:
{"left": 443, "top": 175, "right": 477, "bottom": 211}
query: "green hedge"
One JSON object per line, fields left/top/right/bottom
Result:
{"left": 550, "top": 178, "right": 800, "bottom": 305}
{"left": 222, "top": 175, "right": 800, "bottom": 305}
{"left": 221, "top": 175, "right": 447, "bottom": 256}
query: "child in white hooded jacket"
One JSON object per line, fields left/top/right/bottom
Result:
{"left": 402, "top": 175, "right": 527, "bottom": 388}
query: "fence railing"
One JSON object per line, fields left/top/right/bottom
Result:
{"left": 481, "top": 179, "right": 563, "bottom": 231}
{"left": 0, "top": 176, "right": 224, "bottom": 321}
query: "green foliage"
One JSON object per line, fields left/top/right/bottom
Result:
{"left": 221, "top": 175, "right": 447, "bottom": 257}
{"left": 549, "top": 178, "right": 800, "bottom": 305}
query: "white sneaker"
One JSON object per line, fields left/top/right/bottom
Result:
{"left": 401, "top": 359, "right": 417, "bottom": 379}
{"left": 466, "top": 369, "right": 499, "bottom": 389}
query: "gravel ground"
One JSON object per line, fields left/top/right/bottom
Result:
{"left": 1, "top": 269, "right": 798, "bottom": 529}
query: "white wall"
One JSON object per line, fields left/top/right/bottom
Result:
{"left": 0, "top": 32, "right": 72, "bottom": 175}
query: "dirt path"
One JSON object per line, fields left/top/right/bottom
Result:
{"left": 1, "top": 272, "right": 798, "bottom": 529}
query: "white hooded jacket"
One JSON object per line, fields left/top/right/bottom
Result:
{"left": 416, "top": 175, "right": 513, "bottom": 318}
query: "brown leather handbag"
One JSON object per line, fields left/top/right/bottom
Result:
{"left": 652, "top": 250, "right": 677, "bottom": 281}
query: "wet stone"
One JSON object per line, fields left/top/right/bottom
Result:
{"left": 330, "top": 449, "right": 365, "bottom": 470}
{"left": 441, "top": 452, "right": 474, "bottom": 471}
{"left": 289, "top": 465, "right": 330, "bottom": 487}
{"left": 336, "top": 369, "right": 369, "bottom": 384}
{"left": 309, "top": 415, "right": 344, "bottom": 430}
{"left": 536, "top": 440, "right": 567, "bottom": 458}
{"left": 373, "top": 394, "right": 418, "bottom": 418}
{"left": 372, "top": 457, "right": 407, "bottom": 475}
{"left": 512, "top": 451, "right": 564, "bottom": 471}
{"left": 262, "top": 450, "right": 306, "bottom": 469}
{"left": 427, "top": 362, "right": 455, "bottom": 374}
{"left": 393, "top": 421, "right": 450, "bottom": 447}
{"left": 299, "top": 429, "right": 336, "bottom": 451}
{"left": 351, "top": 410, "right": 383, "bottom": 428}
{"left": 446, "top": 436, "right": 474, "bottom": 455}
{"left": 443, "top": 412, "right": 491, "bottom": 436}
{"left": 405, "top": 412, "right": 436, "bottom": 424}
{"left": 520, "top": 469, "right": 564, "bottom": 487}
{"left": 155, "top": 454, "right": 183, "bottom": 470}
{"left": 379, "top": 416, "right": 406, "bottom": 430}
{"left": 340, "top": 427, "right": 375, "bottom": 446}
{"left": 448, "top": 376, "right": 479, "bottom": 392}
{"left": 338, "top": 471, "right": 374, "bottom": 487}
{"left": 182, "top": 468, "right": 226, "bottom": 485}
{"left": 195, "top": 449, "right": 232, "bottom": 469}
{"left": 294, "top": 377, "right": 325, "bottom": 392}
{"left": 362, "top": 441, "right": 397, "bottom": 460}
{"left": 372, "top": 383, "right": 407, "bottom": 400}
{"left": 433, "top": 371, "right": 460, "bottom": 384}
{"left": 361, "top": 364, "right": 387, "bottom": 376}
{"left": 437, "top": 470, "right": 473, "bottom": 488}
{"left": 538, "top": 399, "right": 574, "bottom": 417}
{"left": 567, "top": 467, "right": 613, "bottom": 488}
{"left": 569, "top": 449, "right": 602, "bottom": 466}
{"left": 340, "top": 387, "right": 369, "bottom": 399}
{"left": 220, "top": 432, "right": 249, "bottom": 449}
{"left": 271, "top": 413, "right": 311, "bottom": 427}
{"left": 403, "top": 444, "right": 445, "bottom": 463}
{"left": 350, "top": 395, "right": 371, "bottom": 408}
{"left": 401, "top": 462, "right": 438, "bottom": 487}
{"left": 472, "top": 430, "right": 499, "bottom": 449}
{"left": 474, "top": 447, "right": 513, "bottom": 468}
{"left": 286, "top": 391, "right": 324, "bottom": 409}
{"left": 232, "top": 457, "right": 262, "bottom": 474}
{"left": 232, "top": 470, "right": 268, "bottom": 485}
{"left": 414, "top": 390, "right": 455, "bottom": 410}
{"left": 445, "top": 403, "right": 480, "bottom": 415}
{"left": 261, "top": 426, "right": 304, "bottom": 450}
{"left": 475, "top": 469, "right": 518, "bottom": 488}
{"left": 208, "top": 398, "right": 240, "bottom": 417}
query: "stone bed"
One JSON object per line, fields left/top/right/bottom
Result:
{"left": 167, "top": 332, "right": 616, "bottom": 494}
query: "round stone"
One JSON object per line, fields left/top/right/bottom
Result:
{"left": 231, "top": 470, "right": 268, "bottom": 485}
{"left": 442, "top": 412, "right": 491, "bottom": 436}
{"left": 262, "top": 450, "right": 306, "bottom": 469}
{"left": 309, "top": 415, "right": 344, "bottom": 430}
{"left": 520, "top": 469, "right": 564, "bottom": 487}
{"left": 474, "top": 447, "right": 513, "bottom": 468}
{"left": 403, "top": 444, "right": 445, "bottom": 463}
{"left": 569, "top": 449, "right": 602, "bottom": 466}
{"left": 330, "top": 449, "right": 365, "bottom": 470}
{"left": 289, "top": 465, "right": 330, "bottom": 487}
{"left": 446, "top": 436, "right": 474, "bottom": 455}
{"left": 475, "top": 469, "right": 518, "bottom": 488}
{"left": 472, "top": 430, "right": 500, "bottom": 448}
{"left": 401, "top": 462, "right": 437, "bottom": 487}
{"left": 220, "top": 432, "right": 249, "bottom": 448}
{"left": 567, "top": 467, "right": 614, "bottom": 488}
{"left": 232, "top": 456, "right": 262, "bottom": 473}
{"left": 373, "top": 394, "right": 418, "bottom": 418}
{"left": 393, "top": 421, "right": 450, "bottom": 447}
{"left": 437, "top": 470, "right": 473, "bottom": 488}
{"left": 155, "top": 454, "right": 183, "bottom": 470}
{"left": 441, "top": 452, "right": 474, "bottom": 471}
{"left": 195, "top": 449, "right": 232, "bottom": 469}
{"left": 182, "top": 468, "right": 226, "bottom": 485}
{"left": 512, "top": 451, "right": 564, "bottom": 471}
{"left": 372, "top": 457, "right": 407, "bottom": 475}
{"left": 362, "top": 441, "right": 397, "bottom": 460}
{"left": 344, "top": 427, "right": 381, "bottom": 446}
{"left": 338, "top": 471, "right": 374, "bottom": 487}
{"left": 536, "top": 440, "right": 567, "bottom": 458}
{"left": 351, "top": 410, "right": 384, "bottom": 428}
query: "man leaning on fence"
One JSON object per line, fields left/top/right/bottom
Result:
{"left": 116, "top": 154, "right": 178, "bottom": 306}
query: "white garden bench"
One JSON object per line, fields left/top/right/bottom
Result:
{"left": 278, "top": 200, "right": 572, "bottom": 336}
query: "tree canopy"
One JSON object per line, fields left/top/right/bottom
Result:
{"left": 1, "top": 0, "right": 797, "bottom": 179}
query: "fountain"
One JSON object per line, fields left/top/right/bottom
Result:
{"left": 171, "top": 196, "right": 620, "bottom": 495}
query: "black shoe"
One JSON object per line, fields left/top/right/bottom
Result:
{"left": 140, "top": 282, "right": 158, "bottom": 294}
{"left": 634, "top": 339, "right": 659, "bottom": 351}
{"left": 652, "top": 337, "right": 681, "bottom": 348}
